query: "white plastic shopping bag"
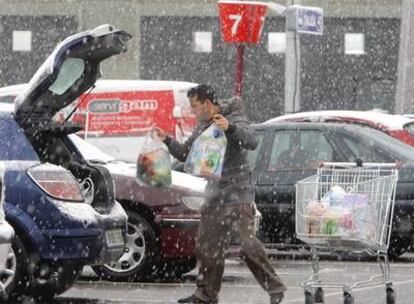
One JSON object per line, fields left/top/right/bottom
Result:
{"left": 184, "top": 124, "right": 227, "bottom": 179}
{"left": 136, "top": 131, "right": 172, "bottom": 187}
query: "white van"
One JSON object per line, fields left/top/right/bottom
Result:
{"left": 0, "top": 80, "right": 198, "bottom": 162}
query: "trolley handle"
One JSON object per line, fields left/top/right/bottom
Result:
{"left": 319, "top": 161, "right": 399, "bottom": 169}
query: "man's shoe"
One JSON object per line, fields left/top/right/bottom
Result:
{"left": 177, "top": 294, "right": 207, "bottom": 303}
{"left": 270, "top": 292, "right": 284, "bottom": 304}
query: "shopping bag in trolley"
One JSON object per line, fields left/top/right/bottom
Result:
{"left": 304, "top": 186, "right": 372, "bottom": 238}
{"left": 347, "top": 194, "right": 377, "bottom": 242}
{"left": 136, "top": 131, "right": 172, "bottom": 188}
{"left": 305, "top": 198, "right": 357, "bottom": 237}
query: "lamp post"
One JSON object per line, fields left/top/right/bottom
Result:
{"left": 283, "top": 5, "right": 323, "bottom": 113}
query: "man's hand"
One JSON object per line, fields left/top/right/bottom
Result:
{"left": 212, "top": 114, "right": 229, "bottom": 131}
{"left": 153, "top": 127, "right": 167, "bottom": 141}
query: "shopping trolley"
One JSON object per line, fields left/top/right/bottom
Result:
{"left": 295, "top": 161, "right": 399, "bottom": 304}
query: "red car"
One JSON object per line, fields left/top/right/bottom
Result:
{"left": 267, "top": 110, "right": 414, "bottom": 146}
{"left": 70, "top": 136, "right": 262, "bottom": 281}
{"left": 69, "top": 134, "right": 204, "bottom": 281}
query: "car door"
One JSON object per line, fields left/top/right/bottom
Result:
{"left": 253, "top": 126, "right": 338, "bottom": 243}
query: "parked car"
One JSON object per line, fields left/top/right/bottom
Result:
{"left": 267, "top": 110, "right": 414, "bottom": 146}
{"left": 0, "top": 164, "right": 14, "bottom": 299}
{"left": 0, "top": 80, "right": 198, "bottom": 163}
{"left": 249, "top": 121, "right": 414, "bottom": 256}
{"left": 0, "top": 25, "right": 131, "bottom": 299}
{"left": 67, "top": 134, "right": 204, "bottom": 281}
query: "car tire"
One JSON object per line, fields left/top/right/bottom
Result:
{"left": 92, "top": 211, "right": 159, "bottom": 282}
{"left": 156, "top": 257, "right": 197, "bottom": 280}
{"left": 1, "top": 234, "right": 29, "bottom": 301}
{"left": 29, "top": 264, "right": 83, "bottom": 301}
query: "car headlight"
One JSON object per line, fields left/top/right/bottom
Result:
{"left": 181, "top": 196, "right": 205, "bottom": 210}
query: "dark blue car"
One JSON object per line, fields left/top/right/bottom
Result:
{"left": 0, "top": 25, "right": 131, "bottom": 300}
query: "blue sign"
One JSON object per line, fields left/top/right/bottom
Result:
{"left": 296, "top": 6, "right": 323, "bottom": 35}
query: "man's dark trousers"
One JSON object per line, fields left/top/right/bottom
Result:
{"left": 193, "top": 202, "right": 287, "bottom": 303}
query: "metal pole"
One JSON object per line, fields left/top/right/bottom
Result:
{"left": 284, "top": 30, "right": 301, "bottom": 114}
{"left": 235, "top": 44, "right": 245, "bottom": 97}
{"left": 395, "top": 0, "right": 414, "bottom": 114}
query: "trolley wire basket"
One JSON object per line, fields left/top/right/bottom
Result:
{"left": 295, "top": 161, "right": 399, "bottom": 304}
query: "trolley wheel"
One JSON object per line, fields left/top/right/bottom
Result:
{"left": 315, "top": 287, "right": 324, "bottom": 303}
{"left": 386, "top": 286, "right": 395, "bottom": 304}
{"left": 343, "top": 292, "right": 354, "bottom": 304}
{"left": 305, "top": 291, "right": 315, "bottom": 304}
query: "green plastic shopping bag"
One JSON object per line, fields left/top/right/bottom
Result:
{"left": 137, "top": 131, "right": 172, "bottom": 187}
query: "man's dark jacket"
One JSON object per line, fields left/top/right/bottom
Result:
{"left": 164, "top": 97, "right": 258, "bottom": 207}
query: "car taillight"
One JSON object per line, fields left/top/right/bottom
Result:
{"left": 28, "top": 165, "right": 84, "bottom": 202}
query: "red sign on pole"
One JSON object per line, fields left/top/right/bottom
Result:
{"left": 218, "top": 0, "right": 268, "bottom": 44}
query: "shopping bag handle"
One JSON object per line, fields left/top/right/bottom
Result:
{"left": 148, "top": 128, "right": 162, "bottom": 141}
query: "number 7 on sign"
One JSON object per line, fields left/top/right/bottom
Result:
{"left": 229, "top": 14, "right": 242, "bottom": 36}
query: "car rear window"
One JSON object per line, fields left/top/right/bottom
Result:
{"left": 352, "top": 126, "right": 414, "bottom": 162}
{"left": 341, "top": 135, "right": 391, "bottom": 163}
{"left": 0, "top": 116, "right": 39, "bottom": 161}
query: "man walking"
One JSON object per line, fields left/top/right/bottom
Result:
{"left": 154, "top": 84, "right": 286, "bottom": 304}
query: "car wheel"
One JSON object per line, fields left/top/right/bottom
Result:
{"left": 156, "top": 257, "right": 197, "bottom": 280}
{"left": 92, "top": 211, "right": 158, "bottom": 281}
{"left": 29, "top": 264, "right": 83, "bottom": 301}
{"left": 0, "top": 233, "right": 30, "bottom": 301}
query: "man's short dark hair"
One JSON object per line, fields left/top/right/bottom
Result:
{"left": 187, "top": 84, "right": 218, "bottom": 105}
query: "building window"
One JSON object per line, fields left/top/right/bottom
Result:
{"left": 192, "top": 32, "right": 212, "bottom": 53}
{"left": 268, "top": 32, "right": 286, "bottom": 54}
{"left": 13, "top": 30, "right": 32, "bottom": 52}
{"left": 345, "top": 33, "right": 365, "bottom": 55}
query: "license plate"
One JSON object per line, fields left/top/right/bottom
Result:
{"left": 105, "top": 229, "right": 124, "bottom": 247}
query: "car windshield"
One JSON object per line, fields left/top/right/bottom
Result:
{"left": 247, "top": 130, "right": 265, "bottom": 168}
{"left": 352, "top": 126, "right": 414, "bottom": 161}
